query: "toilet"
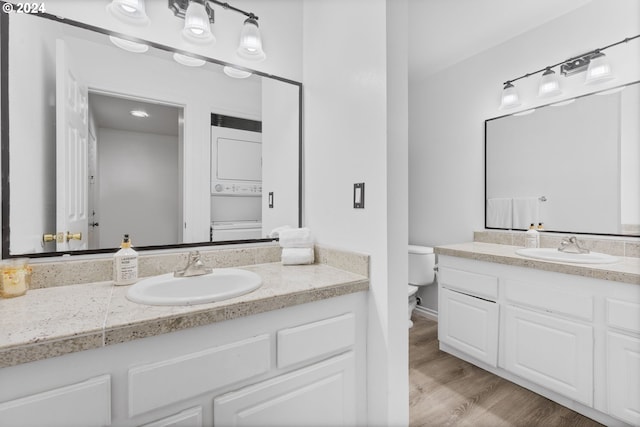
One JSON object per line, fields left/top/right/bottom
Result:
{"left": 408, "top": 245, "right": 436, "bottom": 327}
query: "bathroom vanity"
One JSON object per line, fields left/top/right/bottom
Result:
{"left": 0, "top": 246, "right": 369, "bottom": 426}
{"left": 435, "top": 242, "right": 640, "bottom": 427}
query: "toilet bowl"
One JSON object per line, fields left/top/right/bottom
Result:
{"left": 407, "top": 245, "right": 436, "bottom": 327}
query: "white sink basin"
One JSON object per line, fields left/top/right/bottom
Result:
{"left": 126, "top": 268, "right": 262, "bottom": 306}
{"left": 515, "top": 248, "right": 619, "bottom": 264}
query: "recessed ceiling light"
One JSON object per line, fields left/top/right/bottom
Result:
{"left": 130, "top": 110, "right": 149, "bottom": 118}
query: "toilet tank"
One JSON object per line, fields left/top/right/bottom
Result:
{"left": 408, "top": 245, "right": 435, "bottom": 286}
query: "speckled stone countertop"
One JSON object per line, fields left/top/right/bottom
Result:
{"left": 0, "top": 262, "right": 369, "bottom": 368}
{"left": 435, "top": 242, "right": 640, "bottom": 285}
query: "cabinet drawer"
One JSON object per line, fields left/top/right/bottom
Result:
{"left": 504, "top": 306, "right": 593, "bottom": 406}
{"left": 505, "top": 278, "right": 593, "bottom": 321}
{"left": 438, "top": 267, "right": 498, "bottom": 300}
{"left": 438, "top": 288, "right": 499, "bottom": 367}
{"left": 277, "top": 313, "right": 355, "bottom": 368}
{"left": 129, "top": 334, "right": 270, "bottom": 417}
{"left": 0, "top": 375, "right": 111, "bottom": 427}
{"left": 606, "top": 298, "right": 640, "bottom": 334}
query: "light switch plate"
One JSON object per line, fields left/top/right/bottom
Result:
{"left": 354, "top": 183, "right": 365, "bottom": 209}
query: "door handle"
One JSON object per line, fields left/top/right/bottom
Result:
{"left": 43, "top": 232, "right": 65, "bottom": 243}
{"left": 66, "top": 232, "right": 82, "bottom": 241}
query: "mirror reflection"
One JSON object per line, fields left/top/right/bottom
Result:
{"left": 4, "top": 11, "right": 301, "bottom": 257}
{"left": 486, "top": 81, "right": 639, "bottom": 236}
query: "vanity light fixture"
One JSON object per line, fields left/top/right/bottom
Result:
{"left": 107, "top": 0, "right": 149, "bottom": 25}
{"left": 223, "top": 66, "right": 252, "bottom": 79}
{"left": 169, "top": 0, "right": 265, "bottom": 61}
{"left": 173, "top": 53, "right": 207, "bottom": 67}
{"left": 499, "top": 34, "right": 639, "bottom": 109}
{"left": 108, "top": 36, "right": 149, "bottom": 53}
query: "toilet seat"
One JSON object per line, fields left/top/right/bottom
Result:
{"left": 408, "top": 285, "right": 419, "bottom": 297}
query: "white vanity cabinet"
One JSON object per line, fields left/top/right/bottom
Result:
{"left": 0, "top": 292, "right": 367, "bottom": 427}
{"left": 437, "top": 254, "right": 640, "bottom": 427}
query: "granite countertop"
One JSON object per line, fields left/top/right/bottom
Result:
{"left": 435, "top": 242, "right": 640, "bottom": 285}
{"left": 0, "top": 262, "right": 369, "bottom": 368}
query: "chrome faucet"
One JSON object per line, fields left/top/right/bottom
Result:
{"left": 558, "top": 236, "right": 590, "bottom": 254}
{"left": 174, "top": 251, "right": 213, "bottom": 277}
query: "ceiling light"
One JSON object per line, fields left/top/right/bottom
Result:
{"left": 237, "top": 17, "right": 266, "bottom": 62}
{"left": 107, "top": 0, "right": 149, "bottom": 25}
{"left": 538, "top": 67, "right": 561, "bottom": 98}
{"left": 182, "top": 0, "right": 214, "bottom": 43}
{"left": 109, "top": 36, "right": 149, "bottom": 53}
{"left": 223, "top": 66, "right": 252, "bottom": 79}
{"left": 499, "top": 82, "right": 521, "bottom": 110}
{"left": 130, "top": 110, "right": 149, "bottom": 118}
{"left": 173, "top": 53, "right": 206, "bottom": 67}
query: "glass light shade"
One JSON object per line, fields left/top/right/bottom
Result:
{"left": 237, "top": 18, "right": 266, "bottom": 61}
{"left": 499, "top": 82, "right": 521, "bottom": 109}
{"left": 107, "top": 0, "right": 149, "bottom": 25}
{"left": 538, "top": 68, "right": 561, "bottom": 98}
{"left": 173, "top": 53, "right": 206, "bottom": 67}
{"left": 585, "top": 52, "right": 613, "bottom": 84}
{"left": 223, "top": 66, "right": 252, "bottom": 79}
{"left": 109, "top": 36, "right": 149, "bottom": 53}
{"left": 182, "top": 1, "right": 214, "bottom": 43}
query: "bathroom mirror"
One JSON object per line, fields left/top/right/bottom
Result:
{"left": 1, "top": 9, "right": 302, "bottom": 257}
{"left": 485, "top": 81, "right": 639, "bottom": 237}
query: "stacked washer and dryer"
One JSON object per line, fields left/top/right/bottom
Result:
{"left": 210, "top": 115, "right": 263, "bottom": 242}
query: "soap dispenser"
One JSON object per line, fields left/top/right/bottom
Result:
{"left": 113, "top": 234, "right": 138, "bottom": 286}
{"left": 525, "top": 224, "right": 540, "bottom": 248}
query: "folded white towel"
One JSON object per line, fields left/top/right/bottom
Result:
{"left": 279, "top": 227, "right": 314, "bottom": 248}
{"left": 486, "top": 198, "right": 513, "bottom": 229}
{"left": 513, "top": 197, "right": 539, "bottom": 230}
{"left": 282, "top": 247, "right": 315, "bottom": 265}
{"left": 268, "top": 225, "right": 292, "bottom": 239}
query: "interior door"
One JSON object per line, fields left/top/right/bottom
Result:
{"left": 55, "top": 39, "right": 89, "bottom": 251}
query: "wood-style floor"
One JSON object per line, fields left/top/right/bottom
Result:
{"left": 409, "top": 315, "right": 604, "bottom": 427}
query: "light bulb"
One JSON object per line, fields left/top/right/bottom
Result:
{"left": 107, "top": 0, "right": 149, "bottom": 25}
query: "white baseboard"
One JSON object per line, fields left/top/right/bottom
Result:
{"left": 414, "top": 306, "right": 438, "bottom": 322}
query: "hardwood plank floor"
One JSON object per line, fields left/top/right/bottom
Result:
{"left": 409, "top": 315, "right": 604, "bottom": 427}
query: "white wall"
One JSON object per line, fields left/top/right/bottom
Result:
{"left": 261, "top": 79, "right": 300, "bottom": 233}
{"left": 409, "top": 0, "right": 640, "bottom": 248}
{"left": 409, "top": 0, "right": 640, "bottom": 313}
{"left": 97, "top": 128, "right": 179, "bottom": 248}
{"left": 302, "top": 0, "right": 409, "bottom": 424}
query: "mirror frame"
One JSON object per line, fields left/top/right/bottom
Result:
{"left": 484, "top": 80, "right": 640, "bottom": 238}
{"left": 0, "top": 7, "right": 303, "bottom": 258}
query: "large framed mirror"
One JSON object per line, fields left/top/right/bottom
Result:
{"left": 1, "top": 8, "right": 302, "bottom": 258}
{"left": 485, "top": 81, "right": 639, "bottom": 237}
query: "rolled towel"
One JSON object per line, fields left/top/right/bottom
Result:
{"left": 282, "top": 247, "right": 315, "bottom": 265}
{"left": 268, "top": 225, "right": 292, "bottom": 239}
{"left": 279, "top": 227, "right": 314, "bottom": 248}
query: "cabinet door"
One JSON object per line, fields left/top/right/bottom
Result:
{"left": 504, "top": 306, "right": 593, "bottom": 406}
{"left": 607, "top": 331, "right": 640, "bottom": 426}
{"left": 214, "top": 352, "right": 355, "bottom": 426}
{"left": 438, "top": 287, "right": 499, "bottom": 367}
